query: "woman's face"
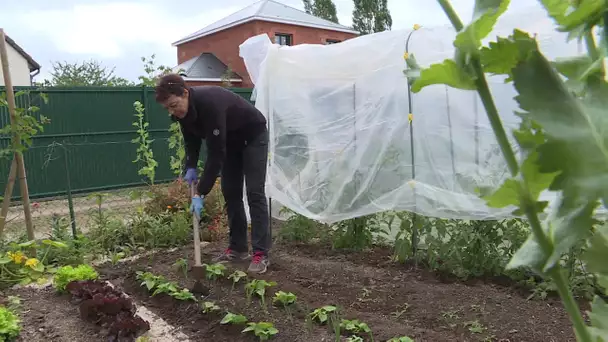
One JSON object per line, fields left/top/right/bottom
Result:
{"left": 162, "top": 89, "right": 189, "bottom": 118}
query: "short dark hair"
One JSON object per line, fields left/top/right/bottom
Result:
{"left": 155, "top": 73, "right": 186, "bottom": 103}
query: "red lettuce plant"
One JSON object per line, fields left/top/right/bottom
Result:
{"left": 66, "top": 280, "right": 150, "bottom": 341}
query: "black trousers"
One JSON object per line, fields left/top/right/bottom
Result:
{"left": 221, "top": 130, "right": 270, "bottom": 255}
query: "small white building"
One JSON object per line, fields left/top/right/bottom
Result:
{"left": 0, "top": 35, "right": 41, "bottom": 86}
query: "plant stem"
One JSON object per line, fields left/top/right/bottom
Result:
{"left": 437, "top": 0, "right": 464, "bottom": 31}
{"left": 435, "top": 1, "right": 592, "bottom": 341}
{"left": 469, "top": 59, "right": 520, "bottom": 175}
{"left": 584, "top": 32, "right": 600, "bottom": 61}
{"left": 550, "top": 268, "right": 590, "bottom": 341}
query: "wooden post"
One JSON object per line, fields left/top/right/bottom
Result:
{"left": 0, "top": 28, "right": 36, "bottom": 243}
{"left": 0, "top": 157, "right": 17, "bottom": 238}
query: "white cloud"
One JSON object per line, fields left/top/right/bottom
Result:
{"left": 2, "top": 0, "right": 555, "bottom": 82}
{"left": 18, "top": 2, "right": 242, "bottom": 58}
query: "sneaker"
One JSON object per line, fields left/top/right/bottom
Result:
{"left": 247, "top": 252, "right": 269, "bottom": 274}
{"left": 212, "top": 248, "right": 250, "bottom": 263}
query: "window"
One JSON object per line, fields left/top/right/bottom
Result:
{"left": 325, "top": 39, "right": 341, "bottom": 45}
{"left": 275, "top": 33, "right": 293, "bottom": 46}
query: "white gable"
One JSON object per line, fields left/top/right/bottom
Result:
{"left": 173, "top": 0, "right": 357, "bottom": 46}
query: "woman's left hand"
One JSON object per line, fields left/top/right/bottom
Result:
{"left": 190, "top": 196, "right": 204, "bottom": 219}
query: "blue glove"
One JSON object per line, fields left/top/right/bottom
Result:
{"left": 183, "top": 168, "right": 197, "bottom": 185}
{"left": 190, "top": 196, "right": 204, "bottom": 219}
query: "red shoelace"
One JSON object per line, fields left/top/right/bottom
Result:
{"left": 252, "top": 252, "right": 264, "bottom": 264}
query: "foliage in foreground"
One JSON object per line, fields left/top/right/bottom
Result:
{"left": 405, "top": 0, "right": 608, "bottom": 340}
{"left": 0, "top": 305, "right": 20, "bottom": 342}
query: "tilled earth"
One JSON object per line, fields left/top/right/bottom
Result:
{"left": 6, "top": 240, "right": 581, "bottom": 342}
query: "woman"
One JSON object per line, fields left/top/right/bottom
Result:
{"left": 154, "top": 73, "right": 270, "bottom": 274}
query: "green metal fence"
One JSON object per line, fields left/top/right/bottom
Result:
{"left": 0, "top": 86, "right": 254, "bottom": 200}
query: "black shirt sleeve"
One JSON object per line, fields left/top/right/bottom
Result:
{"left": 197, "top": 106, "right": 226, "bottom": 196}
{"left": 182, "top": 125, "right": 201, "bottom": 170}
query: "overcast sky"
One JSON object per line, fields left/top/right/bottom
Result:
{"left": 1, "top": 0, "right": 536, "bottom": 82}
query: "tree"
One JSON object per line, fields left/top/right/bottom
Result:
{"left": 303, "top": 0, "right": 340, "bottom": 24}
{"left": 45, "top": 60, "right": 133, "bottom": 86}
{"left": 137, "top": 54, "right": 174, "bottom": 86}
{"left": 352, "top": 0, "right": 392, "bottom": 35}
{"left": 220, "top": 66, "right": 235, "bottom": 88}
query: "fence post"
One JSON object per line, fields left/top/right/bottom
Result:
{"left": 63, "top": 146, "right": 77, "bottom": 237}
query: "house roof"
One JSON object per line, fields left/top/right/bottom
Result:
{"left": 173, "top": 53, "right": 242, "bottom": 81}
{"left": 5, "top": 35, "right": 40, "bottom": 72}
{"left": 172, "top": 0, "right": 358, "bottom": 46}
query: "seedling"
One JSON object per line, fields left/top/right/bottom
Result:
{"left": 391, "top": 303, "right": 410, "bottom": 319}
{"left": 387, "top": 337, "right": 414, "bottom": 342}
{"left": 307, "top": 305, "right": 341, "bottom": 341}
{"left": 203, "top": 263, "right": 226, "bottom": 281}
{"left": 346, "top": 336, "right": 364, "bottom": 342}
{"left": 170, "top": 288, "right": 196, "bottom": 301}
{"left": 340, "top": 319, "right": 373, "bottom": 342}
{"left": 308, "top": 305, "right": 338, "bottom": 324}
{"left": 220, "top": 312, "right": 248, "bottom": 325}
{"left": 272, "top": 291, "right": 297, "bottom": 317}
{"left": 244, "top": 279, "right": 277, "bottom": 307}
{"left": 136, "top": 271, "right": 167, "bottom": 291}
{"left": 441, "top": 310, "right": 460, "bottom": 320}
{"left": 242, "top": 322, "right": 279, "bottom": 341}
{"left": 272, "top": 291, "right": 297, "bottom": 307}
{"left": 227, "top": 270, "right": 247, "bottom": 290}
{"left": 110, "top": 251, "right": 126, "bottom": 265}
{"left": 200, "top": 301, "right": 221, "bottom": 314}
{"left": 464, "top": 320, "right": 486, "bottom": 334}
{"left": 151, "top": 281, "right": 179, "bottom": 296}
{"left": 173, "top": 258, "right": 189, "bottom": 279}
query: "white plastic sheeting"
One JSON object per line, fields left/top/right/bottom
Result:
{"left": 239, "top": 4, "right": 582, "bottom": 224}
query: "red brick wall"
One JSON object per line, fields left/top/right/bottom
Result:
{"left": 176, "top": 20, "right": 358, "bottom": 88}
{"left": 254, "top": 21, "right": 357, "bottom": 46}
{"left": 185, "top": 81, "right": 242, "bottom": 87}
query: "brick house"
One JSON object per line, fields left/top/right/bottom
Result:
{"left": 172, "top": 0, "right": 358, "bottom": 88}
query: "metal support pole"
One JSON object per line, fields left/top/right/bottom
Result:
{"left": 405, "top": 30, "right": 419, "bottom": 261}
{"left": 63, "top": 146, "right": 77, "bottom": 237}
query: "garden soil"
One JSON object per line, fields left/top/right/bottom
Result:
{"left": 4, "top": 239, "right": 581, "bottom": 342}
{"left": 5, "top": 287, "right": 101, "bottom": 342}
{"left": 96, "top": 240, "right": 578, "bottom": 342}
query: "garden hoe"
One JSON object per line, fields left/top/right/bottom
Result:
{"left": 190, "top": 184, "right": 209, "bottom": 295}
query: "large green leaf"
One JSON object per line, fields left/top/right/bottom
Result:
{"left": 538, "top": 0, "right": 571, "bottom": 25}
{"left": 557, "top": 0, "right": 605, "bottom": 32}
{"left": 483, "top": 151, "right": 558, "bottom": 210}
{"left": 553, "top": 55, "right": 594, "bottom": 79}
{"left": 510, "top": 43, "right": 608, "bottom": 271}
{"left": 454, "top": 0, "right": 511, "bottom": 53}
{"left": 587, "top": 296, "right": 608, "bottom": 341}
{"left": 582, "top": 222, "right": 608, "bottom": 276}
{"left": 506, "top": 228, "right": 547, "bottom": 271}
{"left": 410, "top": 59, "right": 476, "bottom": 93}
{"left": 480, "top": 29, "right": 536, "bottom": 79}
{"left": 512, "top": 48, "right": 608, "bottom": 203}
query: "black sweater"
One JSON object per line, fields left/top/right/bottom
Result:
{"left": 175, "top": 86, "right": 267, "bottom": 196}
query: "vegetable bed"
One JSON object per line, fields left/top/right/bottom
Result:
{"left": 92, "top": 240, "right": 578, "bottom": 342}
